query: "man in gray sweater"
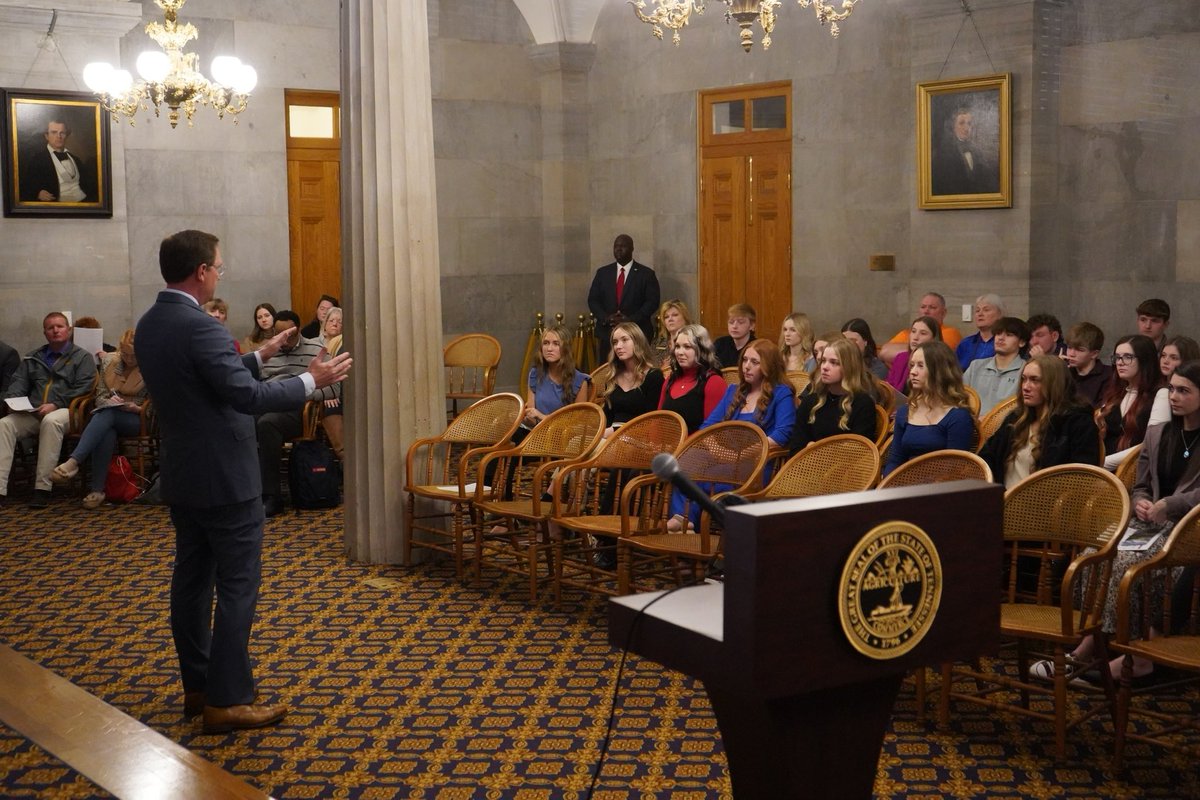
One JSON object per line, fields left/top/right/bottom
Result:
{"left": 256, "top": 309, "right": 337, "bottom": 516}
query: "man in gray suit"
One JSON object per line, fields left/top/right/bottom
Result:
{"left": 136, "top": 230, "right": 351, "bottom": 733}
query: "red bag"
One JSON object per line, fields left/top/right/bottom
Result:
{"left": 104, "top": 455, "right": 141, "bottom": 503}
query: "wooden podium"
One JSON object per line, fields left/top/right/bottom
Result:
{"left": 609, "top": 480, "right": 1004, "bottom": 799}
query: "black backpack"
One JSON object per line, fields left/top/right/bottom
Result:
{"left": 289, "top": 439, "right": 342, "bottom": 509}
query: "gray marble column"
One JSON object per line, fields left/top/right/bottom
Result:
{"left": 340, "top": 0, "right": 445, "bottom": 563}
{"left": 528, "top": 42, "right": 596, "bottom": 318}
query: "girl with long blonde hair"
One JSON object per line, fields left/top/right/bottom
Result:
{"left": 788, "top": 338, "right": 877, "bottom": 453}
{"left": 779, "top": 313, "right": 814, "bottom": 372}
{"left": 593, "top": 322, "right": 663, "bottom": 438}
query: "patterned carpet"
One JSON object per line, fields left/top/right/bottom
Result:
{"left": 0, "top": 499, "right": 1198, "bottom": 799}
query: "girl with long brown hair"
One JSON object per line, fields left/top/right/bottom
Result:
{"left": 788, "top": 338, "right": 876, "bottom": 453}
{"left": 1100, "top": 334, "right": 1169, "bottom": 470}
{"left": 882, "top": 340, "right": 974, "bottom": 476}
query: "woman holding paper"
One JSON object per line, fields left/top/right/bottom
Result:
{"left": 1031, "top": 359, "right": 1200, "bottom": 685}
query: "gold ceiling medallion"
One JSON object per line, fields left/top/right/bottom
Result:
{"left": 838, "top": 521, "right": 942, "bottom": 660}
{"left": 629, "top": 0, "right": 861, "bottom": 52}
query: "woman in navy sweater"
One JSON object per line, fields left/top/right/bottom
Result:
{"left": 883, "top": 340, "right": 974, "bottom": 476}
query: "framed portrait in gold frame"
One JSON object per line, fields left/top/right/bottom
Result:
{"left": 917, "top": 73, "right": 1011, "bottom": 210}
{"left": 2, "top": 89, "right": 112, "bottom": 218}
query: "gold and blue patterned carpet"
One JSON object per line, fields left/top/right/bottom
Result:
{"left": 0, "top": 500, "right": 1198, "bottom": 799}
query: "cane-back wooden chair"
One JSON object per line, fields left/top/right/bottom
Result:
{"left": 742, "top": 433, "right": 880, "bottom": 502}
{"left": 444, "top": 333, "right": 502, "bottom": 420}
{"left": 1114, "top": 444, "right": 1142, "bottom": 493}
{"left": 878, "top": 449, "right": 993, "bottom": 490}
{"left": 963, "top": 385, "right": 982, "bottom": 417}
{"left": 616, "top": 421, "right": 770, "bottom": 595}
{"left": 549, "top": 411, "right": 688, "bottom": 600}
{"left": 403, "top": 393, "right": 524, "bottom": 579}
{"left": 471, "top": 403, "right": 606, "bottom": 601}
{"left": 937, "top": 464, "right": 1130, "bottom": 758}
{"left": 976, "top": 395, "right": 1018, "bottom": 451}
{"left": 1111, "top": 502, "right": 1200, "bottom": 768}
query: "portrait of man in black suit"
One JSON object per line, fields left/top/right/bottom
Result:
{"left": 929, "top": 90, "right": 1001, "bottom": 197}
{"left": 587, "top": 233, "right": 661, "bottom": 362}
{"left": 3, "top": 91, "right": 112, "bottom": 217}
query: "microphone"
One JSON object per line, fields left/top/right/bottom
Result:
{"left": 652, "top": 452, "right": 727, "bottom": 526}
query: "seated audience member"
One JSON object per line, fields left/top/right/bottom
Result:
{"left": 0, "top": 312, "right": 95, "bottom": 506}
{"left": 0, "top": 339, "right": 17, "bottom": 393}
{"left": 593, "top": 322, "right": 665, "bottom": 438}
{"left": 1099, "top": 334, "right": 1170, "bottom": 471}
{"left": 1033, "top": 359, "right": 1200, "bottom": 684}
{"left": 1065, "top": 322, "right": 1111, "bottom": 408}
{"left": 203, "top": 298, "right": 240, "bottom": 353}
{"left": 1156, "top": 336, "right": 1200, "bottom": 404}
{"left": 667, "top": 339, "right": 796, "bottom": 532}
{"left": 591, "top": 322, "right": 665, "bottom": 561}
{"left": 1136, "top": 297, "right": 1170, "bottom": 352}
{"left": 712, "top": 303, "right": 756, "bottom": 369}
{"left": 650, "top": 300, "right": 691, "bottom": 368}
{"left": 301, "top": 294, "right": 340, "bottom": 340}
{"left": 659, "top": 324, "right": 727, "bottom": 434}
{"left": 779, "top": 313, "right": 815, "bottom": 372}
{"left": 883, "top": 341, "right": 974, "bottom": 476}
{"left": 788, "top": 338, "right": 877, "bottom": 454}
{"left": 963, "top": 316, "right": 1030, "bottom": 416}
{"left": 956, "top": 294, "right": 1004, "bottom": 369}
{"left": 803, "top": 331, "right": 843, "bottom": 373}
{"left": 255, "top": 310, "right": 340, "bottom": 517}
{"left": 977, "top": 355, "right": 1101, "bottom": 487}
{"left": 840, "top": 318, "right": 888, "bottom": 380}
{"left": 319, "top": 308, "right": 346, "bottom": 458}
{"left": 886, "top": 315, "right": 941, "bottom": 393}
{"left": 521, "top": 322, "right": 590, "bottom": 431}
{"left": 881, "top": 291, "right": 962, "bottom": 365}
{"left": 202, "top": 298, "right": 229, "bottom": 324}
{"left": 51, "top": 330, "right": 148, "bottom": 508}
{"left": 1026, "top": 313, "right": 1066, "bottom": 356}
{"left": 242, "top": 302, "right": 277, "bottom": 353}
{"left": 73, "top": 315, "right": 115, "bottom": 356}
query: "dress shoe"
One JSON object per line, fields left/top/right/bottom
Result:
{"left": 28, "top": 489, "right": 51, "bottom": 508}
{"left": 262, "top": 495, "right": 285, "bottom": 517}
{"left": 183, "top": 691, "right": 206, "bottom": 718}
{"left": 202, "top": 701, "right": 287, "bottom": 733}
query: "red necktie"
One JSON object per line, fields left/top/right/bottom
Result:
{"left": 616, "top": 267, "right": 625, "bottom": 306}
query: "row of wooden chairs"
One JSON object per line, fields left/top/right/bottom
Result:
{"left": 403, "top": 393, "right": 1003, "bottom": 603}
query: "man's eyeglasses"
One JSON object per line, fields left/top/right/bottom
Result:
{"left": 1112, "top": 352, "right": 1136, "bottom": 364}
{"left": 207, "top": 263, "right": 226, "bottom": 279}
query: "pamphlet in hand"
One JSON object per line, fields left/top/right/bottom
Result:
{"left": 4, "top": 397, "right": 35, "bottom": 412}
{"left": 1118, "top": 521, "right": 1163, "bottom": 552}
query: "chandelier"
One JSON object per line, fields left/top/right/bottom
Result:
{"left": 82, "top": 0, "right": 257, "bottom": 128}
{"left": 631, "top": 0, "right": 861, "bottom": 52}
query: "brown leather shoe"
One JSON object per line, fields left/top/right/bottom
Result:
{"left": 183, "top": 691, "right": 206, "bottom": 718}
{"left": 202, "top": 702, "right": 287, "bottom": 733}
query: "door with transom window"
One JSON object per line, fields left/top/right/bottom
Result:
{"left": 698, "top": 82, "right": 792, "bottom": 342}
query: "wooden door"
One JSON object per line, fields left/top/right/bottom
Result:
{"left": 697, "top": 82, "right": 792, "bottom": 342}
{"left": 286, "top": 90, "right": 341, "bottom": 320}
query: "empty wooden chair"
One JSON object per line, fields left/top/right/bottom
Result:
{"left": 742, "top": 433, "right": 880, "bottom": 501}
{"left": 471, "top": 403, "right": 606, "bottom": 601}
{"left": 403, "top": 393, "right": 524, "bottom": 579}
{"left": 444, "top": 333, "right": 502, "bottom": 420}
{"left": 617, "top": 421, "right": 770, "bottom": 594}
{"left": 549, "top": 411, "right": 687, "bottom": 600}
{"left": 878, "top": 449, "right": 992, "bottom": 489}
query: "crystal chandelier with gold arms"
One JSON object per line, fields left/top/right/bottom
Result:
{"left": 630, "top": 0, "right": 861, "bottom": 52}
{"left": 82, "top": 0, "right": 257, "bottom": 128}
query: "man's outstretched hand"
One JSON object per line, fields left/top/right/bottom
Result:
{"left": 308, "top": 348, "right": 352, "bottom": 389}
